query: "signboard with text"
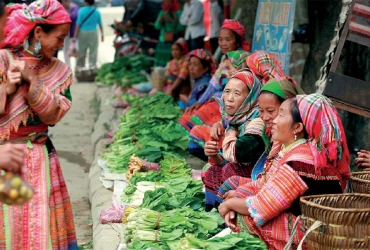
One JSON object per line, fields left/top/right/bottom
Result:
{"left": 252, "top": 0, "right": 296, "bottom": 74}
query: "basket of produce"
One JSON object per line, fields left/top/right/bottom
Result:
{"left": 351, "top": 171, "right": 370, "bottom": 194}
{"left": 298, "top": 193, "right": 370, "bottom": 249}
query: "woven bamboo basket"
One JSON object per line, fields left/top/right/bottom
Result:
{"left": 299, "top": 193, "right": 370, "bottom": 249}
{"left": 351, "top": 172, "right": 370, "bottom": 194}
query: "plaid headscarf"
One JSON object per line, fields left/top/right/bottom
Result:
{"left": 186, "top": 49, "right": 217, "bottom": 74}
{"left": 215, "top": 69, "right": 262, "bottom": 135}
{"left": 297, "top": 94, "right": 351, "bottom": 189}
{"left": 221, "top": 19, "right": 251, "bottom": 52}
{"left": 247, "top": 50, "right": 286, "bottom": 83}
{"left": 174, "top": 37, "right": 188, "bottom": 55}
{"left": 225, "top": 50, "right": 250, "bottom": 69}
{"left": 1, "top": 0, "right": 71, "bottom": 49}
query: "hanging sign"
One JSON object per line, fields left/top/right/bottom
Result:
{"left": 252, "top": 0, "right": 296, "bottom": 74}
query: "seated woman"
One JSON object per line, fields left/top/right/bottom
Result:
{"left": 163, "top": 38, "right": 190, "bottom": 100}
{"left": 188, "top": 50, "right": 250, "bottom": 159}
{"left": 177, "top": 49, "right": 216, "bottom": 110}
{"left": 201, "top": 70, "right": 265, "bottom": 211}
{"left": 218, "top": 94, "right": 351, "bottom": 249}
{"left": 218, "top": 77, "right": 305, "bottom": 200}
{"left": 177, "top": 19, "right": 250, "bottom": 133}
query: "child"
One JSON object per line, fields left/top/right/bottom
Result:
{"left": 164, "top": 38, "right": 190, "bottom": 99}
{"left": 178, "top": 49, "right": 216, "bottom": 110}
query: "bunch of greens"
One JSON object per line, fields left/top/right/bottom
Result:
{"left": 176, "top": 232, "right": 267, "bottom": 250}
{"left": 125, "top": 207, "right": 223, "bottom": 245}
{"left": 102, "top": 93, "right": 188, "bottom": 173}
{"left": 95, "top": 55, "right": 151, "bottom": 87}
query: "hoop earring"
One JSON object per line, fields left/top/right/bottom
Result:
{"left": 34, "top": 39, "right": 41, "bottom": 54}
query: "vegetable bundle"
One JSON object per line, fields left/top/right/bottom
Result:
{"left": 95, "top": 55, "right": 151, "bottom": 87}
{"left": 101, "top": 93, "right": 188, "bottom": 173}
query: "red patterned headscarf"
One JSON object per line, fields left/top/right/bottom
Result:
{"left": 246, "top": 50, "right": 286, "bottom": 84}
{"left": 186, "top": 49, "right": 217, "bottom": 74}
{"left": 297, "top": 94, "right": 351, "bottom": 190}
{"left": 221, "top": 19, "right": 251, "bottom": 52}
{"left": 162, "top": 0, "right": 180, "bottom": 12}
{"left": 1, "top": 0, "right": 72, "bottom": 49}
{"left": 174, "top": 37, "right": 188, "bottom": 55}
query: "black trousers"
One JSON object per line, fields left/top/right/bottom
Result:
{"left": 186, "top": 35, "right": 205, "bottom": 51}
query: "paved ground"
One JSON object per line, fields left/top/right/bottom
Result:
{"left": 49, "top": 6, "right": 122, "bottom": 247}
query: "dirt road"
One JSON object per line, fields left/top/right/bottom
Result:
{"left": 49, "top": 83, "right": 98, "bottom": 246}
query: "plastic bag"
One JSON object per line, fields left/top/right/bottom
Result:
{"left": 68, "top": 40, "right": 79, "bottom": 57}
{"left": 99, "top": 195, "right": 125, "bottom": 224}
{"left": 0, "top": 172, "right": 34, "bottom": 205}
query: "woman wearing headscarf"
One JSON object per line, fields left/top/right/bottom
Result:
{"left": 177, "top": 49, "right": 217, "bottom": 110}
{"left": 0, "top": 0, "right": 27, "bottom": 175}
{"left": 0, "top": 0, "right": 77, "bottom": 248}
{"left": 177, "top": 19, "right": 250, "bottom": 133}
{"left": 188, "top": 50, "right": 249, "bottom": 160}
{"left": 154, "top": 0, "right": 184, "bottom": 67}
{"left": 218, "top": 77, "right": 305, "bottom": 200}
{"left": 201, "top": 70, "right": 265, "bottom": 211}
{"left": 218, "top": 94, "right": 351, "bottom": 250}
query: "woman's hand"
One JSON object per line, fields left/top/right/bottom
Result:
{"left": 0, "top": 144, "right": 25, "bottom": 174}
{"left": 224, "top": 211, "right": 240, "bottom": 232}
{"left": 185, "top": 102, "right": 201, "bottom": 113}
{"left": 8, "top": 61, "right": 34, "bottom": 84}
{"left": 210, "top": 121, "right": 224, "bottom": 140}
{"left": 225, "top": 128, "right": 239, "bottom": 138}
{"left": 179, "top": 94, "right": 189, "bottom": 103}
{"left": 204, "top": 140, "right": 219, "bottom": 157}
{"left": 355, "top": 150, "right": 370, "bottom": 171}
{"left": 223, "top": 190, "right": 235, "bottom": 200}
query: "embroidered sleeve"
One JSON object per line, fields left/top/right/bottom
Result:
{"left": 245, "top": 164, "right": 308, "bottom": 226}
{"left": 23, "top": 74, "right": 73, "bottom": 125}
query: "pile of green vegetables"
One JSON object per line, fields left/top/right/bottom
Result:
{"left": 101, "top": 91, "right": 267, "bottom": 249}
{"left": 125, "top": 207, "right": 224, "bottom": 248}
{"left": 101, "top": 93, "right": 188, "bottom": 173}
{"left": 95, "top": 55, "right": 151, "bottom": 87}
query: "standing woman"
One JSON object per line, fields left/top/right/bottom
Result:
{"left": 154, "top": 0, "right": 184, "bottom": 67}
{"left": 59, "top": 0, "right": 79, "bottom": 67}
{"left": 0, "top": 0, "right": 77, "bottom": 248}
{"left": 0, "top": 0, "right": 26, "bottom": 174}
{"left": 73, "top": 0, "right": 103, "bottom": 73}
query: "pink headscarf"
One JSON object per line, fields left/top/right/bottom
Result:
{"left": 221, "top": 19, "right": 251, "bottom": 52}
{"left": 1, "top": 0, "right": 72, "bottom": 49}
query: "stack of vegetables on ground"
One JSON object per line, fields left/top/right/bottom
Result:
{"left": 95, "top": 55, "right": 151, "bottom": 87}
{"left": 101, "top": 93, "right": 188, "bottom": 173}
{"left": 100, "top": 90, "right": 267, "bottom": 249}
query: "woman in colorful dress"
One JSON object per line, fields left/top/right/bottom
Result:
{"left": 177, "top": 49, "right": 216, "bottom": 110}
{"left": 164, "top": 38, "right": 190, "bottom": 101}
{"left": 0, "top": 0, "right": 77, "bottom": 248}
{"left": 218, "top": 94, "right": 351, "bottom": 250}
{"left": 0, "top": 0, "right": 27, "bottom": 174}
{"left": 188, "top": 50, "right": 249, "bottom": 159}
{"left": 217, "top": 77, "right": 305, "bottom": 201}
{"left": 177, "top": 19, "right": 250, "bottom": 133}
{"left": 154, "top": 0, "right": 184, "bottom": 67}
{"left": 201, "top": 70, "right": 265, "bottom": 211}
